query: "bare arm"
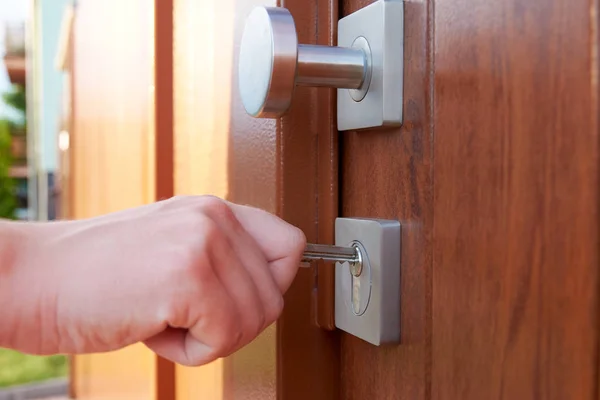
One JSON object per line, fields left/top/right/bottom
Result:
{"left": 0, "top": 196, "right": 305, "bottom": 366}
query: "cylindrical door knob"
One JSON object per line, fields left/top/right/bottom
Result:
{"left": 238, "top": 6, "right": 372, "bottom": 118}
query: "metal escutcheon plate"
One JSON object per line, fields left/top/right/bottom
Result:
{"left": 335, "top": 217, "right": 401, "bottom": 345}
{"left": 337, "top": 0, "right": 404, "bottom": 131}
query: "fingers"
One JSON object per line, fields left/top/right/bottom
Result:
{"left": 203, "top": 218, "right": 272, "bottom": 351}
{"left": 147, "top": 208, "right": 280, "bottom": 366}
{"left": 200, "top": 197, "right": 284, "bottom": 330}
{"left": 225, "top": 201, "right": 306, "bottom": 262}
{"left": 225, "top": 201, "right": 306, "bottom": 292}
{"left": 145, "top": 195, "right": 306, "bottom": 366}
{"left": 144, "top": 328, "right": 217, "bottom": 367}
{"left": 144, "top": 254, "right": 242, "bottom": 366}
{"left": 172, "top": 195, "right": 306, "bottom": 292}
{"left": 167, "top": 195, "right": 306, "bottom": 267}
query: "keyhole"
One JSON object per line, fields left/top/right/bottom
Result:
{"left": 351, "top": 273, "right": 361, "bottom": 314}
{"left": 346, "top": 240, "right": 370, "bottom": 316}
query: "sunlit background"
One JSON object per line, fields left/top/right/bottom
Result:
{"left": 0, "top": 0, "right": 71, "bottom": 397}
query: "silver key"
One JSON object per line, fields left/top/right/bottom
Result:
{"left": 301, "top": 243, "right": 363, "bottom": 277}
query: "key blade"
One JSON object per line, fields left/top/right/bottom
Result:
{"left": 301, "top": 243, "right": 358, "bottom": 264}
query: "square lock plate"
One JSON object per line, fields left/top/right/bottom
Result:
{"left": 337, "top": 0, "right": 404, "bottom": 131}
{"left": 335, "top": 218, "right": 401, "bottom": 345}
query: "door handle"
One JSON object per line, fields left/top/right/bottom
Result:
{"left": 238, "top": 0, "right": 405, "bottom": 131}
{"left": 238, "top": 6, "right": 371, "bottom": 119}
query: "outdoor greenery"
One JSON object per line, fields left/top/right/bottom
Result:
{"left": 0, "top": 84, "right": 26, "bottom": 219}
{"left": 0, "top": 118, "right": 16, "bottom": 219}
{"left": 2, "top": 85, "right": 26, "bottom": 119}
{"left": 0, "top": 349, "right": 68, "bottom": 388}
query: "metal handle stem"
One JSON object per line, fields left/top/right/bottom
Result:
{"left": 296, "top": 45, "right": 366, "bottom": 88}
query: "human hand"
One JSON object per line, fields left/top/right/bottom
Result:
{"left": 1, "top": 196, "right": 306, "bottom": 366}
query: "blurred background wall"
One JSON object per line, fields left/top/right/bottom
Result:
{"left": 0, "top": 0, "right": 71, "bottom": 397}
{"left": 32, "top": 0, "right": 70, "bottom": 221}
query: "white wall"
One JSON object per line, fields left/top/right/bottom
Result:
{"left": 38, "top": 0, "right": 70, "bottom": 172}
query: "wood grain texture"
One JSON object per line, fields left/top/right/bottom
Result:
{"left": 154, "top": 0, "right": 174, "bottom": 203}
{"left": 70, "top": 0, "right": 160, "bottom": 398}
{"left": 339, "top": 0, "right": 433, "bottom": 399}
{"left": 432, "top": 0, "right": 600, "bottom": 399}
{"left": 314, "top": 0, "right": 341, "bottom": 332}
{"left": 154, "top": 1, "right": 176, "bottom": 399}
{"left": 274, "top": 0, "right": 341, "bottom": 398}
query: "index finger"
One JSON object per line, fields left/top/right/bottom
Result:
{"left": 226, "top": 202, "right": 306, "bottom": 291}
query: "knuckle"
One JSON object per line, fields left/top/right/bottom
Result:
{"left": 170, "top": 194, "right": 189, "bottom": 202}
{"left": 265, "top": 294, "right": 284, "bottom": 324}
{"left": 163, "top": 194, "right": 192, "bottom": 208}
{"left": 215, "top": 315, "right": 243, "bottom": 356}
{"left": 290, "top": 226, "right": 307, "bottom": 255}
{"left": 198, "top": 195, "right": 226, "bottom": 212}
{"left": 199, "top": 196, "right": 237, "bottom": 226}
{"left": 194, "top": 213, "right": 220, "bottom": 241}
{"left": 184, "top": 213, "right": 224, "bottom": 254}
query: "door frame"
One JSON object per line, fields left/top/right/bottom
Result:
{"left": 275, "top": 0, "right": 341, "bottom": 398}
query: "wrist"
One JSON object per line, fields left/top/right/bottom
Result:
{"left": 0, "top": 220, "right": 34, "bottom": 349}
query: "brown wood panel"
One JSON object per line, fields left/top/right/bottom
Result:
{"left": 313, "top": 0, "right": 341, "bottom": 333}
{"left": 154, "top": 0, "right": 176, "bottom": 399}
{"left": 225, "top": 0, "right": 343, "bottom": 395}
{"left": 273, "top": 0, "right": 341, "bottom": 398}
{"left": 432, "top": 0, "right": 600, "bottom": 399}
{"left": 339, "top": 0, "right": 433, "bottom": 399}
{"left": 70, "top": 0, "right": 173, "bottom": 398}
{"left": 154, "top": 0, "right": 174, "bottom": 203}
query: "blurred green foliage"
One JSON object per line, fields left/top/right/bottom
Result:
{"left": 0, "top": 119, "right": 16, "bottom": 220}
{"left": 0, "top": 83, "right": 27, "bottom": 220}
{"left": 2, "top": 84, "right": 26, "bottom": 118}
{"left": 0, "top": 348, "right": 68, "bottom": 388}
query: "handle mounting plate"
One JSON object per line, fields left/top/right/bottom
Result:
{"left": 337, "top": 0, "right": 404, "bottom": 131}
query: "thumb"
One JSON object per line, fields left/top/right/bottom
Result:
{"left": 144, "top": 328, "right": 218, "bottom": 367}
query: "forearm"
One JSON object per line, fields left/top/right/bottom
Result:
{"left": 0, "top": 219, "right": 47, "bottom": 354}
{"left": 0, "top": 220, "right": 27, "bottom": 347}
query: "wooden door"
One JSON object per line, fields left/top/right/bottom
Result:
{"left": 67, "top": 0, "right": 597, "bottom": 398}
{"left": 176, "top": 0, "right": 598, "bottom": 398}
{"left": 337, "top": 0, "right": 599, "bottom": 399}
{"left": 172, "top": 0, "right": 340, "bottom": 399}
